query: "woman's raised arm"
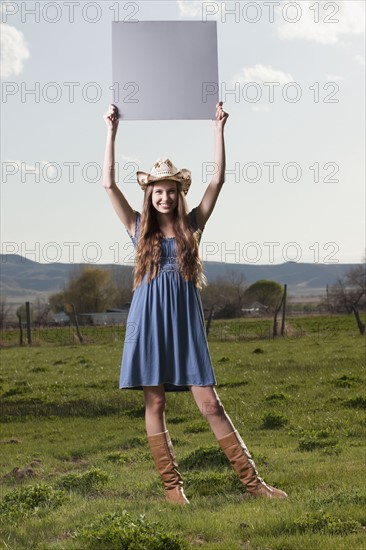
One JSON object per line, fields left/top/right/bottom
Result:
{"left": 102, "top": 104, "right": 136, "bottom": 235}
{"left": 195, "top": 101, "right": 229, "bottom": 231}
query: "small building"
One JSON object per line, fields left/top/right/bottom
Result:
{"left": 53, "top": 312, "right": 70, "bottom": 324}
{"left": 79, "top": 308, "right": 130, "bottom": 325}
{"left": 241, "top": 301, "right": 269, "bottom": 316}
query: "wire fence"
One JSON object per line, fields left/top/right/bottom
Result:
{"left": 0, "top": 314, "right": 361, "bottom": 347}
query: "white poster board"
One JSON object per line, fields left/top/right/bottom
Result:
{"left": 112, "top": 21, "right": 219, "bottom": 120}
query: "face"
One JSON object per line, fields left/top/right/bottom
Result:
{"left": 151, "top": 180, "right": 178, "bottom": 214}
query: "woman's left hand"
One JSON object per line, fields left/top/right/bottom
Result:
{"left": 214, "top": 101, "right": 229, "bottom": 129}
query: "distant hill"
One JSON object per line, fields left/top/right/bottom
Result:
{"left": 0, "top": 254, "right": 358, "bottom": 305}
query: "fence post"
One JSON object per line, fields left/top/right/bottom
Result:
{"left": 280, "top": 284, "right": 287, "bottom": 336}
{"left": 26, "top": 301, "right": 32, "bottom": 345}
{"left": 70, "top": 303, "right": 84, "bottom": 343}
{"left": 17, "top": 311, "right": 23, "bottom": 345}
{"left": 273, "top": 293, "right": 284, "bottom": 337}
{"left": 206, "top": 306, "right": 214, "bottom": 337}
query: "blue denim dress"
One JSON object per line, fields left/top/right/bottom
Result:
{"left": 119, "top": 208, "right": 216, "bottom": 391}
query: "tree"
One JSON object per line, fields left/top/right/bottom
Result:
{"left": 201, "top": 271, "right": 247, "bottom": 319}
{"left": 16, "top": 303, "right": 34, "bottom": 323}
{"left": 111, "top": 265, "right": 134, "bottom": 307}
{"left": 326, "top": 263, "right": 366, "bottom": 335}
{"left": 49, "top": 291, "right": 65, "bottom": 313}
{"left": 33, "top": 298, "right": 52, "bottom": 325}
{"left": 244, "top": 280, "right": 283, "bottom": 311}
{"left": 0, "top": 296, "right": 11, "bottom": 329}
{"left": 49, "top": 266, "right": 118, "bottom": 314}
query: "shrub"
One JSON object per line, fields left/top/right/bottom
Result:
{"left": 265, "top": 392, "right": 289, "bottom": 401}
{"left": 333, "top": 374, "right": 360, "bottom": 388}
{"left": 294, "top": 511, "right": 360, "bottom": 535}
{"left": 56, "top": 468, "right": 108, "bottom": 494}
{"left": 0, "top": 483, "right": 66, "bottom": 523}
{"left": 106, "top": 452, "right": 130, "bottom": 464}
{"left": 180, "top": 446, "right": 229, "bottom": 470}
{"left": 297, "top": 430, "right": 340, "bottom": 455}
{"left": 169, "top": 415, "right": 186, "bottom": 424}
{"left": 183, "top": 421, "right": 209, "bottom": 434}
{"left": 184, "top": 470, "right": 240, "bottom": 497}
{"left": 261, "top": 413, "right": 288, "bottom": 429}
{"left": 73, "top": 510, "right": 188, "bottom": 549}
{"left": 345, "top": 396, "right": 366, "bottom": 409}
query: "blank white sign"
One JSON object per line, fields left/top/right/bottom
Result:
{"left": 112, "top": 21, "right": 219, "bottom": 120}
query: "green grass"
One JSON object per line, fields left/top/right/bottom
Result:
{"left": 0, "top": 316, "right": 365, "bottom": 549}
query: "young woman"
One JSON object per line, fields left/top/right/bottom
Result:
{"left": 102, "top": 103, "right": 287, "bottom": 504}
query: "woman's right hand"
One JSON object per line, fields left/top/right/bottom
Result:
{"left": 103, "top": 104, "right": 119, "bottom": 136}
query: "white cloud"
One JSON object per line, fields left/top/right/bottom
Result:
{"left": 354, "top": 54, "right": 365, "bottom": 67}
{"left": 177, "top": 1, "right": 202, "bottom": 17}
{"left": 275, "top": 0, "right": 365, "bottom": 45}
{"left": 0, "top": 23, "right": 30, "bottom": 78}
{"left": 235, "top": 64, "right": 294, "bottom": 85}
{"left": 233, "top": 64, "right": 294, "bottom": 113}
{"left": 177, "top": 0, "right": 222, "bottom": 19}
{"left": 325, "top": 74, "right": 344, "bottom": 82}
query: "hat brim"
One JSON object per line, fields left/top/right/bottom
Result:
{"left": 137, "top": 169, "right": 191, "bottom": 195}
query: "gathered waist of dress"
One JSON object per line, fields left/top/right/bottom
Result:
{"left": 159, "top": 256, "right": 180, "bottom": 272}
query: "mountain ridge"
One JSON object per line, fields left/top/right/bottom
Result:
{"left": 0, "top": 254, "right": 359, "bottom": 304}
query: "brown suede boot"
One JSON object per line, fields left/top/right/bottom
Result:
{"left": 218, "top": 430, "right": 287, "bottom": 499}
{"left": 147, "top": 430, "right": 189, "bottom": 504}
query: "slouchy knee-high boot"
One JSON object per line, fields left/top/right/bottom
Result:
{"left": 147, "top": 430, "right": 189, "bottom": 504}
{"left": 218, "top": 430, "right": 287, "bottom": 499}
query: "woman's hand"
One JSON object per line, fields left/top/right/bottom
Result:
{"left": 103, "top": 104, "right": 119, "bottom": 137}
{"left": 213, "top": 101, "right": 229, "bottom": 130}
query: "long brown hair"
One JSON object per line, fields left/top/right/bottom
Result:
{"left": 133, "top": 183, "right": 206, "bottom": 290}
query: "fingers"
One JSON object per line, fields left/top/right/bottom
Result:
{"left": 103, "top": 104, "right": 120, "bottom": 126}
{"left": 215, "top": 101, "right": 228, "bottom": 121}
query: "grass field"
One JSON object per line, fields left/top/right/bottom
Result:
{"left": 0, "top": 316, "right": 365, "bottom": 549}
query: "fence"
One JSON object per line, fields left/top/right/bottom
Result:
{"left": 0, "top": 314, "right": 360, "bottom": 347}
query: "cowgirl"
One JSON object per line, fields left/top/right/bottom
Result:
{"left": 102, "top": 103, "right": 287, "bottom": 504}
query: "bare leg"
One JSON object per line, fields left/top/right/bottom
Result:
{"left": 190, "top": 385, "right": 235, "bottom": 439}
{"left": 143, "top": 385, "right": 189, "bottom": 504}
{"left": 143, "top": 385, "right": 167, "bottom": 436}
{"left": 190, "top": 385, "right": 287, "bottom": 499}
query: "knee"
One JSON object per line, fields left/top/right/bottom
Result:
{"left": 199, "top": 397, "right": 225, "bottom": 420}
{"left": 145, "top": 393, "right": 166, "bottom": 416}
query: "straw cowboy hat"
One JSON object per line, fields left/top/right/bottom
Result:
{"left": 137, "top": 158, "right": 191, "bottom": 195}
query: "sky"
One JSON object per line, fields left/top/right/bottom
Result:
{"left": 1, "top": 0, "right": 365, "bottom": 267}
